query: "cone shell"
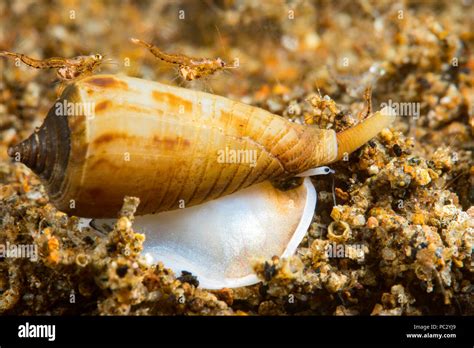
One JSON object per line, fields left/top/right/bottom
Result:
{"left": 12, "top": 75, "right": 338, "bottom": 217}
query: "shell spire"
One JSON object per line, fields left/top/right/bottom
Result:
{"left": 8, "top": 107, "right": 71, "bottom": 195}
{"left": 7, "top": 132, "right": 42, "bottom": 170}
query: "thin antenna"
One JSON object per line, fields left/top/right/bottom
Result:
{"left": 215, "top": 24, "right": 224, "bottom": 52}
{"left": 331, "top": 173, "right": 337, "bottom": 207}
{"left": 316, "top": 83, "right": 322, "bottom": 98}
{"left": 363, "top": 85, "right": 372, "bottom": 118}
{"left": 214, "top": 24, "right": 237, "bottom": 71}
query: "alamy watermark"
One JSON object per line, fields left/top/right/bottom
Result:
{"left": 0, "top": 242, "right": 38, "bottom": 262}
{"left": 54, "top": 99, "right": 95, "bottom": 119}
{"left": 325, "top": 242, "right": 364, "bottom": 259}
{"left": 217, "top": 147, "right": 257, "bottom": 167}
{"left": 381, "top": 99, "right": 420, "bottom": 119}
{"left": 18, "top": 322, "right": 55, "bottom": 341}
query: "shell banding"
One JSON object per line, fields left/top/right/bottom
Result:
{"left": 10, "top": 75, "right": 339, "bottom": 218}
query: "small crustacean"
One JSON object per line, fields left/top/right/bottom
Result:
{"left": 0, "top": 51, "right": 105, "bottom": 81}
{"left": 8, "top": 74, "right": 396, "bottom": 289}
{"left": 130, "top": 38, "right": 234, "bottom": 81}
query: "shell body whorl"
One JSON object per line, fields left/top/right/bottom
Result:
{"left": 11, "top": 75, "right": 338, "bottom": 217}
